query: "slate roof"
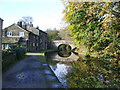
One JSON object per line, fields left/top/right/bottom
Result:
{"left": 2, "top": 23, "right": 48, "bottom": 44}
{"left": 4, "top": 24, "right": 39, "bottom": 36}
{"left": 28, "top": 27, "right": 39, "bottom": 36}
{"left": 2, "top": 24, "right": 40, "bottom": 43}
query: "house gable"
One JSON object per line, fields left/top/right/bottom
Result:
{"left": 2, "top": 24, "right": 29, "bottom": 44}
{"left": 3, "top": 24, "right": 29, "bottom": 38}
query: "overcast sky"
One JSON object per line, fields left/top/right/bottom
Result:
{"left": 0, "top": 0, "right": 65, "bottom": 31}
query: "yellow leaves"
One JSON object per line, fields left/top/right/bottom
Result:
{"left": 86, "top": 17, "right": 93, "bottom": 23}
{"left": 104, "top": 43, "right": 113, "bottom": 51}
{"left": 99, "top": 11, "right": 105, "bottom": 16}
{"left": 66, "top": 5, "right": 71, "bottom": 8}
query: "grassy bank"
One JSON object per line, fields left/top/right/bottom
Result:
{"left": 2, "top": 54, "right": 26, "bottom": 73}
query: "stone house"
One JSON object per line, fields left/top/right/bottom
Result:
{"left": 2, "top": 21, "right": 48, "bottom": 52}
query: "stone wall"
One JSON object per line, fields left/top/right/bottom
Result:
{"left": 0, "top": 18, "right": 3, "bottom": 60}
{"left": 28, "top": 32, "right": 40, "bottom": 52}
{"left": 39, "top": 31, "right": 48, "bottom": 51}
{"left": 0, "top": 18, "right": 3, "bottom": 90}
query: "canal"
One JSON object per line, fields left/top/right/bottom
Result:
{"left": 45, "top": 51, "right": 119, "bottom": 88}
{"left": 45, "top": 51, "right": 79, "bottom": 87}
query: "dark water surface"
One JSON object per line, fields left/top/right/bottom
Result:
{"left": 45, "top": 51, "right": 119, "bottom": 88}
{"left": 45, "top": 51, "right": 79, "bottom": 87}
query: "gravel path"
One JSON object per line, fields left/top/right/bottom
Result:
{"left": 2, "top": 54, "right": 64, "bottom": 88}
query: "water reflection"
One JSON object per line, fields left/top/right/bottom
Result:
{"left": 58, "top": 44, "right": 72, "bottom": 57}
{"left": 58, "top": 51, "right": 71, "bottom": 57}
{"left": 45, "top": 51, "right": 79, "bottom": 62}
{"left": 45, "top": 51, "right": 79, "bottom": 87}
{"left": 49, "top": 63, "right": 71, "bottom": 87}
{"left": 45, "top": 51, "right": 119, "bottom": 88}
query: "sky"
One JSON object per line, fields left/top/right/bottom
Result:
{"left": 0, "top": 0, "right": 65, "bottom": 31}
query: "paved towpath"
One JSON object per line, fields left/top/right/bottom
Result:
{"left": 2, "top": 53, "right": 64, "bottom": 88}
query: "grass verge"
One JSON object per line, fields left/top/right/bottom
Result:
{"left": 2, "top": 54, "right": 26, "bottom": 73}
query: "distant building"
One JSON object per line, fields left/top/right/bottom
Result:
{"left": 2, "top": 21, "right": 48, "bottom": 52}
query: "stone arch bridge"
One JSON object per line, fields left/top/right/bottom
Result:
{"left": 49, "top": 40, "right": 76, "bottom": 50}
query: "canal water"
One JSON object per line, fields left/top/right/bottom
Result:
{"left": 45, "top": 51, "right": 119, "bottom": 88}
{"left": 45, "top": 51, "right": 79, "bottom": 87}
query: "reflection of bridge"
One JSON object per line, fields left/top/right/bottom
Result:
{"left": 51, "top": 52, "right": 79, "bottom": 62}
{"left": 50, "top": 40, "right": 76, "bottom": 50}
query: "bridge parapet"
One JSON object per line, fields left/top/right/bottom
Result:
{"left": 50, "top": 40, "right": 76, "bottom": 50}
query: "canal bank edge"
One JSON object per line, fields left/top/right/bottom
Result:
{"left": 38, "top": 50, "right": 66, "bottom": 88}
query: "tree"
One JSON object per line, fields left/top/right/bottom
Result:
{"left": 59, "top": 28, "right": 73, "bottom": 41}
{"left": 63, "top": 1, "right": 120, "bottom": 54}
{"left": 46, "top": 29, "right": 62, "bottom": 41}
{"left": 62, "top": 1, "right": 120, "bottom": 88}
{"left": 20, "top": 16, "right": 33, "bottom": 25}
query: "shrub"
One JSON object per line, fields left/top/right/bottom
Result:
{"left": 14, "top": 47, "right": 26, "bottom": 59}
{"left": 2, "top": 46, "right": 27, "bottom": 72}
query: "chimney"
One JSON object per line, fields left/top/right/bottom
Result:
{"left": 30, "top": 22, "right": 33, "bottom": 27}
{"left": 17, "top": 21, "right": 23, "bottom": 27}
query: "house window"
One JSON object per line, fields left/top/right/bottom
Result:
{"left": 36, "top": 37, "right": 39, "bottom": 40}
{"left": 7, "top": 32, "right": 12, "bottom": 36}
{"left": 19, "top": 32, "right": 24, "bottom": 36}
{"left": 9, "top": 38, "right": 16, "bottom": 40}
{"left": 5, "top": 44, "right": 9, "bottom": 49}
{"left": 36, "top": 43, "right": 38, "bottom": 46}
{"left": 33, "top": 43, "right": 35, "bottom": 46}
{"left": 40, "top": 39, "right": 42, "bottom": 43}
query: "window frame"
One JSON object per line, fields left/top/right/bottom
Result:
{"left": 19, "top": 32, "right": 24, "bottom": 37}
{"left": 7, "top": 32, "right": 12, "bottom": 36}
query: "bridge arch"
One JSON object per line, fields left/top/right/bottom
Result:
{"left": 58, "top": 44, "right": 72, "bottom": 51}
{"left": 50, "top": 40, "right": 76, "bottom": 50}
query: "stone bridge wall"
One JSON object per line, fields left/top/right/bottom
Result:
{"left": 52, "top": 52, "right": 79, "bottom": 62}
{"left": 49, "top": 40, "right": 76, "bottom": 50}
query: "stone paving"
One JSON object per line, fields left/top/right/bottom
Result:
{"left": 2, "top": 54, "right": 64, "bottom": 88}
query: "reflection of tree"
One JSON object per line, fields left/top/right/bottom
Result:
{"left": 58, "top": 44, "right": 71, "bottom": 57}
{"left": 51, "top": 64, "right": 57, "bottom": 71}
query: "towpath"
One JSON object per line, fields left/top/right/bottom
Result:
{"left": 2, "top": 53, "right": 64, "bottom": 88}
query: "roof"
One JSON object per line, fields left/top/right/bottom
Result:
{"left": 36, "top": 28, "right": 47, "bottom": 35}
{"left": 28, "top": 27, "right": 39, "bottom": 36}
{"left": 0, "top": 18, "right": 4, "bottom": 21}
{"left": 4, "top": 24, "right": 26, "bottom": 31}
{"left": 4, "top": 24, "right": 39, "bottom": 36}
{"left": 3, "top": 23, "right": 47, "bottom": 37}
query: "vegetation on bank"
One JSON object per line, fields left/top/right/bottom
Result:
{"left": 62, "top": 1, "right": 120, "bottom": 88}
{"left": 36, "top": 49, "right": 56, "bottom": 64}
{"left": 2, "top": 46, "right": 26, "bottom": 72}
{"left": 46, "top": 29, "right": 62, "bottom": 41}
